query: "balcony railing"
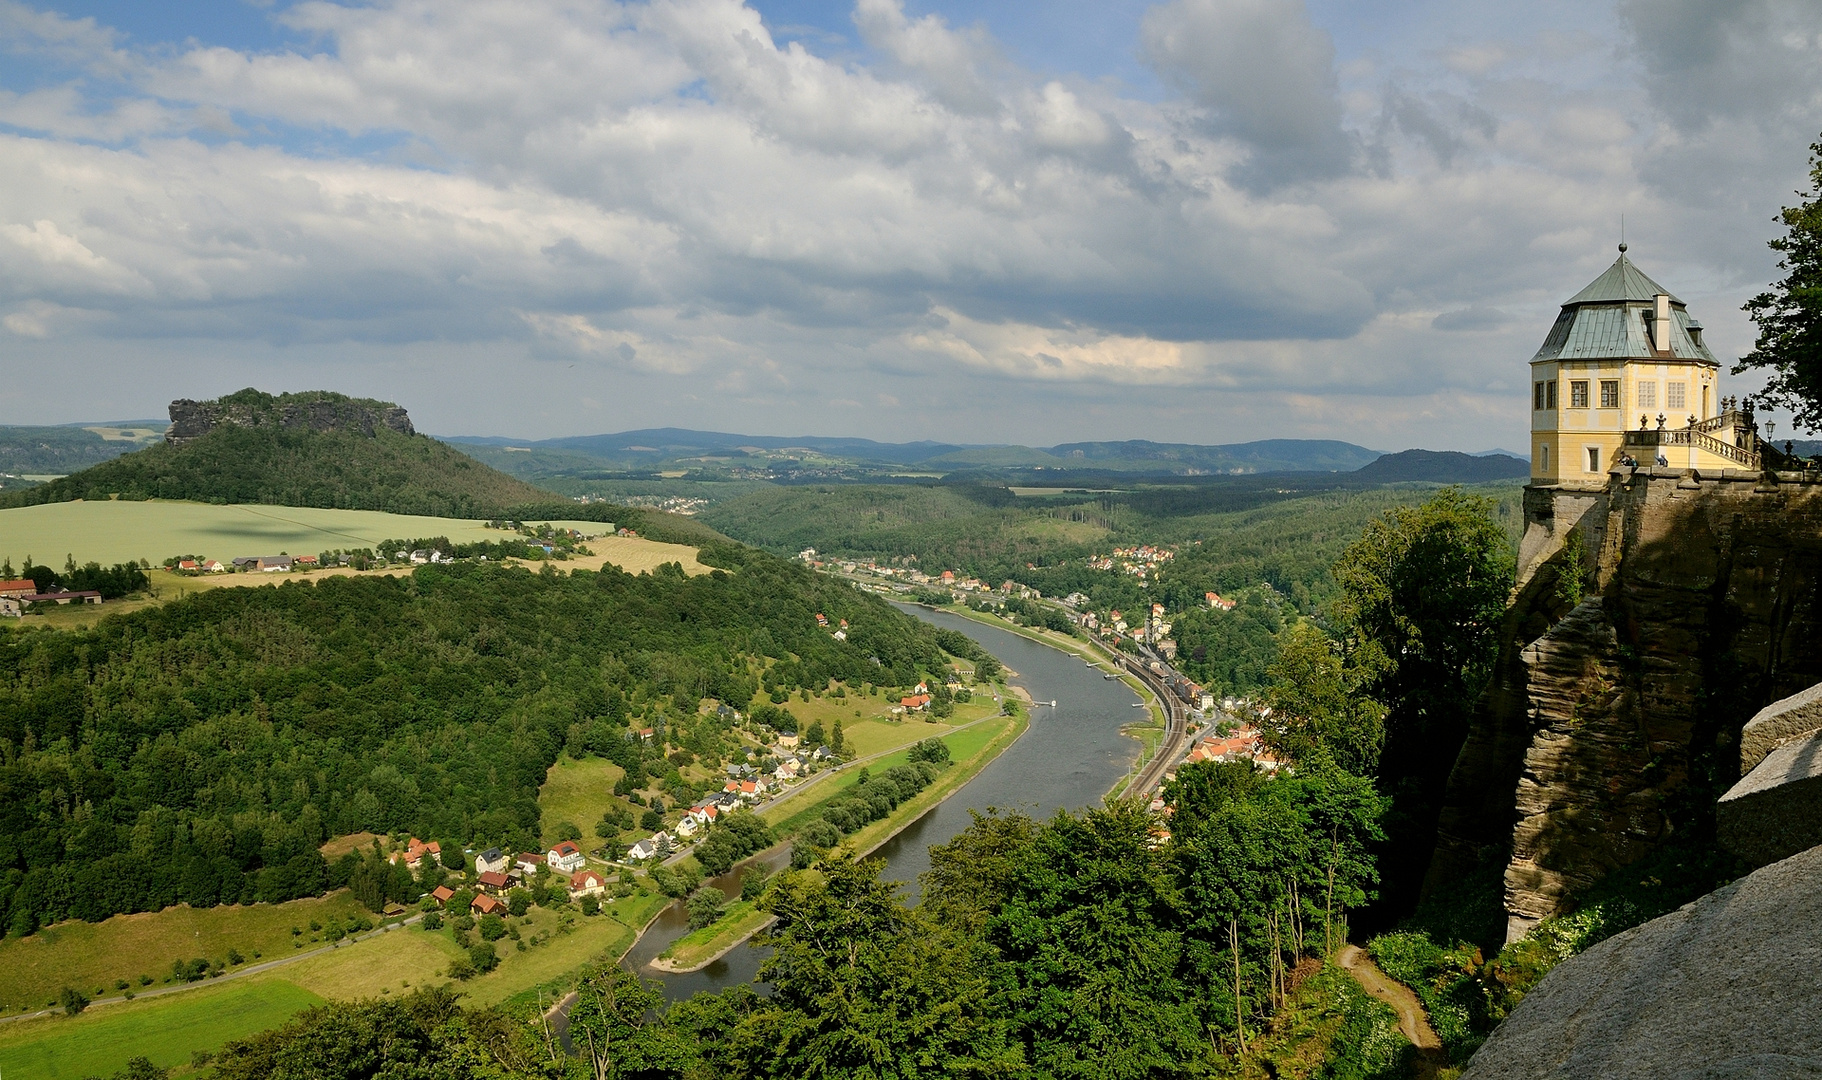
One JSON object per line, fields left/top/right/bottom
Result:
{"left": 1623, "top": 418, "right": 1760, "bottom": 470}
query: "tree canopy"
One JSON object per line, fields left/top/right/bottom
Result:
{"left": 1738, "top": 135, "right": 1822, "bottom": 432}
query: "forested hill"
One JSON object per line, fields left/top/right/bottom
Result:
{"left": 0, "top": 389, "right": 634, "bottom": 525}
{"left": 0, "top": 545, "right": 953, "bottom": 930}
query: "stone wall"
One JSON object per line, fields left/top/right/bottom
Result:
{"left": 1425, "top": 469, "right": 1822, "bottom": 941}
{"left": 167, "top": 394, "right": 415, "bottom": 444}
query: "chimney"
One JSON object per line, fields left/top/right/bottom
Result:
{"left": 1654, "top": 294, "right": 1672, "bottom": 354}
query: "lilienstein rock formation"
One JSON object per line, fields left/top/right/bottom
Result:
{"left": 1423, "top": 466, "right": 1822, "bottom": 941}
{"left": 167, "top": 389, "right": 415, "bottom": 444}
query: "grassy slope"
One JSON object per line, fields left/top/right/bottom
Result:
{"left": 538, "top": 758, "right": 628, "bottom": 846}
{"left": 0, "top": 892, "right": 661, "bottom": 1076}
{"left": 0, "top": 981, "right": 325, "bottom": 1080}
{"left": 0, "top": 892, "right": 373, "bottom": 1014}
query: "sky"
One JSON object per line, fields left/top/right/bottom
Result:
{"left": 2, "top": 0, "right": 1821, "bottom": 449}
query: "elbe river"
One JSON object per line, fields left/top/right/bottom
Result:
{"left": 622, "top": 605, "right": 1145, "bottom": 1001}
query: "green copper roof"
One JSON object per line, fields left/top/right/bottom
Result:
{"left": 1531, "top": 250, "right": 1718, "bottom": 364}
{"left": 1563, "top": 249, "right": 1681, "bottom": 305}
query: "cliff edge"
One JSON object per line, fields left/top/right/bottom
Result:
{"left": 1425, "top": 467, "right": 1822, "bottom": 941}
{"left": 167, "top": 388, "right": 415, "bottom": 444}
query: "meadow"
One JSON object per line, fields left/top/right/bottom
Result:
{"left": 0, "top": 892, "right": 374, "bottom": 1016}
{"left": 0, "top": 499, "right": 623, "bottom": 569}
{"left": 0, "top": 888, "right": 662, "bottom": 1077}
{"left": 0, "top": 981, "right": 324, "bottom": 1080}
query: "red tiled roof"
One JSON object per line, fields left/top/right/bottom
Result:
{"left": 477, "top": 871, "right": 511, "bottom": 890}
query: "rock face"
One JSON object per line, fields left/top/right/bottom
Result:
{"left": 1717, "top": 729, "right": 1822, "bottom": 868}
{"left": 1426, "top": 469, "right": 1822, "bottom": 940}
{"left": 1460, "top": 843, "right": 1822, "bottom": 1080}
{"left": 167, "top": 389, "right": 415, "bottom": 444}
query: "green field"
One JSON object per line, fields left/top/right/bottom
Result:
{"left": 0, "top": 500, "right": 613, "bottom": 568}
{"left": 0, "top": 980, "right": 324, "bottom": 1080}
{"left": 0, "top": 892, "right": 374, "bottom": 1015}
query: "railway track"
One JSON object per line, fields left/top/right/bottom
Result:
{"left": 1116, "top": 655, "right": 1190, "bottom": 797}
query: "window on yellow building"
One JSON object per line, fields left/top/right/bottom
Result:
{"left": 1668, "top": 382, "right": 1686, "bottom": 410}
{"left": 1534, "top": 383, "right": 1544, "bottom": 410}
{"left": 1547, "top": 382, "right": 1557, "bottom": 408}
{"left": 1600, "top": 380, "right": 1619, "bottom": 409}
{"left": 1570, "top": 380, "right": 1589, "bottom": 408}
{"left": 1539, "top": 445, "right": 1549, "bottom": 471}
{"left": 1638, "top": 381, "right": 1657, "bottom": 409}
{"left": 1587, "top": 446, "right": 1601, "bottom": 472}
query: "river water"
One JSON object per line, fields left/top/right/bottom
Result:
{"left": 623, "top": 607, "right": 1143, "bottom": 1001}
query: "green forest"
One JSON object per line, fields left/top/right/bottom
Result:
{"left": 0, "top": 545, "right": 956, "bottom": 934}
{"left": 702, "top": 478, "right": 1523, "bottom": 698}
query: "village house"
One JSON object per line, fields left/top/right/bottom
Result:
{"left": 546, "top": 840, "right": 586, "bottom": 874}
{"left": 776, "top": 733, "right": 800, "bottom": 751}
{"left": 430, "top": 885, "right": 456, "bottom": 905}
{"left": 568, "top": 869, "right": 607, "bottom": 900}
{"left": 513, "top": 852, "right": 545, "bottom": 876}
{"left": 471, "top": 893, "right": 506, "bottom": 916}
{"left": 475, "top": 847, "right": 509, "bottom": 875}
{"left": 476, "top": 870, "right": 513, "bottom": 894}
{"left": 725, "top": 777, "right": 768, "bottom": 802}
{"left": 900, "top": 693, "right": 932, "bottom": 712}
{"left": 0, "top": 598, "right": 20, "bottom": 618}
{"left": 0, "top": 580, "right": 37, "bottom": 601}
{"left": 396, "top": 838, "right": 440, "bottom": 870}
{"left": 675, "top": 815, "right": 699, "bottom": 838}
{"left": 627, "top": 833, "right": 672, "bottom": 862}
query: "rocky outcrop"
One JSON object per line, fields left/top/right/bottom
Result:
{"left": 1718, "top": 728, "right": 1822, "bottom": 868}
{"left": 1427, "top": 469, "right": 1822, "bottom": 941}
{"left": 167, "top": 389, "right": 415, "bottom": 444}
{"left": 1460, "top": 842, "right": 1822, "bottom": 1080}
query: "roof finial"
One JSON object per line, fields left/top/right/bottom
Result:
{"left": 1619, "top": 214, "right": 1626, "bottom": 254}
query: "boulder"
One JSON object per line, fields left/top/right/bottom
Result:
{"left": 1462, "top": 843, "right": 1822, "bottom": 1079}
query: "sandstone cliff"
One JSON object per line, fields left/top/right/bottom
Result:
{"left": 1425, "top": 469, "right": 1822, "bottom": 940}
{"left": 167, "top": 389, "right": 415, "bottom": 444}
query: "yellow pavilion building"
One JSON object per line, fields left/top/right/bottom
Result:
{"left": 1530, "top": 244, "right": 1760, "bottom": 487}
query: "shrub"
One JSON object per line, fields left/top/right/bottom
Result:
{"left": 687, "top": 888, "right": 725, "bottom": 930}
{"left": 479, "top": 914, "right": 507, "bottom": 941}
{"left": 469, "top": 942, "right": 499, "bottom": 973}
{"left": 580, "top": 895, "right": 600, "bottom": 916}
{"left": 422, "top": 910, "right": 443, "bottom": 931}
{"left": 59, "top": 986, "right": 89, "bottom": 1016}
{"left": 507, "top": 890, "right": 531, "bottom": 917}
{"left": 908, "top": 737, "right": 951, "bottom": 765}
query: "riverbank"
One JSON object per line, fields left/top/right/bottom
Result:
{"left": 935, "top": 603, "right": 1170, "bottom": 796}
{"left": 652, "top": 904, "right": 774, "bottom": 974}
{"left": 634, "top": 709, "right": 1028, "bottom": 974}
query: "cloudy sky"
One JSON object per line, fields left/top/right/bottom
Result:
{"left": 3, "top": 0, "right": 1821, "bottom": 449}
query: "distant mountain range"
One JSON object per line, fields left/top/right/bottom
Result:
{"left": 442, "top": 428, "right": 1390, "bottom": 477}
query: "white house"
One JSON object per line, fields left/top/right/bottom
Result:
{"left": 475, "top": 847, "right": 509, "bottom": 875}
{"left": 676, "top": 816, "right": 699, "bottom": 838}
{"left": 547, "top": 841, "right": 586, "bottom": 874}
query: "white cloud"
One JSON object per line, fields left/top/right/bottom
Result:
{"left": 0, "top": 0, "right": 1816, "bottom": 445}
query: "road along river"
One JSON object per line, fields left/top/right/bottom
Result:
{"left": 621, "top": 606, "right": 1145, "bottom": 1001}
